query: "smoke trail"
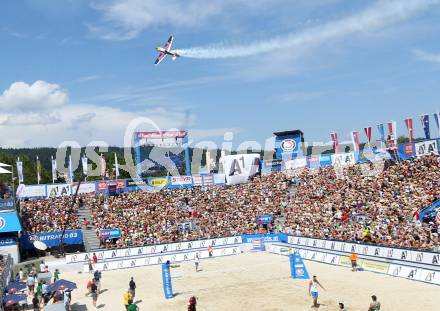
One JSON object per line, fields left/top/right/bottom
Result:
{"left": 174, "top": 0, "right": 438, "bottom": 59}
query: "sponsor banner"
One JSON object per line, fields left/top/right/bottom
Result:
{"left": 162, "top": 262, "right": 173, "bottom": 299}
{"left": 71, "top": 182, "right": 96, "bottom": 195}
{"left": 331, "top": 152, "right": 356, "bottom": 167}
{"left": 287, "top": 236, "right": 440, "bottom": 268}
{"left": 388, "top": 264, "right": 440, "bottom": 285}
{"left": 16, "top": 184, "right": 47, "bottom": 199}
{"left": 96, "top": 181, "right": 108, "bottom": 192}
{"left": 137, "top": 131, "right": 187, "bottom": 139}
{"left": 126, "top": 179, "right": 148, "bottom": 187}
{"left": 213, "top": 174, "right": 226, "bottom": 185}
{"left": 192, "top": 175, "right": 203, "bottom": 186}
{"left": 339, "top": 256, "right": 390, "bottom": 274}
{"left": 99, "top": 228, "right": 121, "bottom": 240}
{"left": 148, "top": 177, "right": 170, "bottom": 189}
{"left": 116, "top": 179, "right": 126, "bottom": 190}
{"left": 0, "top": 198, "right": 15, "bottom": 211}
{"left": 242, "top": 233, "right": 287, "bottom": 243}
{"left": 21, "top": 230, "right": 83, "bottom": 249}
{"left": 285, "top": 157, "right": 307, "bottom": 170}
{"left": 319, "top": 155, "right": 332, "bottom": 167}
{"left": 0, "top": 237, "right": 17, "bottom": 246}
{"left": 67, "top": 236, "right": 242, "bottom": 263}
{"left": 361, "top": 259, "right": 390, "bottom": 274}
{"left": 307, "top": 156, "right": 320, "bottom": 169}
{"left": 47, "top": 184, "right": 71, "bottom": 198}
{"left": 83, "top": 246, "right": 241, "bottom": 273}
{"left": 274, "top": 132, "right": 303, "bottom": 161}
{"left": 415, "top": 140, "right": 438, "bottom": 157}
{"left": 397, "top": 143, "right": 415, "bottom": 160}
{"left": 222, "top": 154, "right": 260, "bottom": 185}
{"left": 170, "top": 176, "right": 193, "bottom": 187}
{"left": 202, "top": 174, "right": 213, "bottom": 186}
{"left": 256, "top": 215, "right": 272, "bottom": 224}
{"left": 290, "top": 253, "right": 310, "bottom": 279}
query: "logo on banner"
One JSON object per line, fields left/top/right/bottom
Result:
{"left": 0, "top": 217, "right": 7, "bottom": 230}
{"left": 404, "top": 144, "right": 414, "bottom": 155}
{"left": 281, "top": 139, "right": 296, "bottom": 152}
{"left": 415, "top": 140, "right": 438, "bottom": 157}
{"left": 149, "top": 177, "right": 170, "bottom": 188}
{"left": 97, "top": 182, "right": 107, "bottom": 192}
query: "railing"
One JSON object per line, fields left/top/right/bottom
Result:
{"left": 0, "top": 255, "right": 13, "bottom": 311}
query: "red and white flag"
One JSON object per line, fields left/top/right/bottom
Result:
{"left": 404, "top": 117, "right": 414, "bottom": 143}
{"left": 100, "top": 154, "right": 106, "bottom": 179}
{"left": 364, "top": 127, "right": 372, "bottom": 145}
{"left": 330, "top": 132, "right": 339, "bottom": 153}
{"left": 351, "top": 131, "right": 360, "bottom": 151}
{"left": 387, "top": 121, "right": 397, "bottom": 147}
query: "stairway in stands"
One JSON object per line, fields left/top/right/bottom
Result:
{"left": 77, "top": 206, "right": 101, "bottom": 252}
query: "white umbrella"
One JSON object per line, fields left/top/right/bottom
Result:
{"left": 0, "top": 167, "right": 12, "bottom": 174}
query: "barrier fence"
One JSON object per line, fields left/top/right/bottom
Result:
{"left": 269, "top": 243, "right": 440, "bottom": 286}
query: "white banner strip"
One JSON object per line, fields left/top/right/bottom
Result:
{"left": 83, "top": 246, "right": 241, "bottom": 272}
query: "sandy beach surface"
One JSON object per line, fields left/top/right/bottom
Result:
{"left": 43, "top": 251, "right": 440, "bottom": 310}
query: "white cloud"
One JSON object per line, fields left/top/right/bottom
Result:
{"left": 0, "top": 80, "right": 68, "bottom": 112}
{"left": 88, "top": 0, "right": 291, "bottom": 40}
{"left": 413, "top": 48, "right": 440, "bottom": 64}
{"left": 0, "top": 80, "right": 230, "bottom": 147}
{"left": 89, "top": 0, "right": 224, "bottom": 40}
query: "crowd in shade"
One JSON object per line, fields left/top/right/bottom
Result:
{"left": 19, "top": 154, "right": 440, "bottom": 251}
{"left": 21, "top": 197, "right": 80, "bottom": 233}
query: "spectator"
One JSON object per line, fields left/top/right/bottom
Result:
{"left": 129, "top": 277, "right": 136, "bottom": 298}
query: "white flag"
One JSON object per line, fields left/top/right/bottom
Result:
{"left": 68, "top": 155, "right": 74, "bottom": 183}
{"left": 16, "top": 159, "right": 23, "bottom": 183}
{"left": 114, "top": 153, "right": 120, "bottom": 178}
{"left": 36, "top": 156, "right": 41, "bottom": 184}
{"left": 82, "top": 156, "right": 88, "bottom": 176}
{"left": 51, "top": 156, "right": 57, "bottom": 183}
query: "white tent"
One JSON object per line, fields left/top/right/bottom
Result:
{"left": 0, "top": 167, "right": 12, "bottom": 174}
{"left": 0, "top": 162, "right": 11, "bottom": 167}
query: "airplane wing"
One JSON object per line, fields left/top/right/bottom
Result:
{"left": 163, "top": 36, "right": 173, "bottom": 52}
{"left": 154, "top": 52, "right": 166, "bottom": 65}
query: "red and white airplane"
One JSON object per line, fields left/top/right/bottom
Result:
{"left": 154, "top": 36, "right": 180, "bottom": 65}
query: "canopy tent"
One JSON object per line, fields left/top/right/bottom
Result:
{"left": 0, "top": 167, "right": 12, "bottom": 174}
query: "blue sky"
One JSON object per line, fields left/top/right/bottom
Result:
{"left": 1, "top": 0, "right": 440, "bottom": 148}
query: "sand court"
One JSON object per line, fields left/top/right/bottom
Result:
{"left": 54, "top": 251, "right": 440, "bottom": 310}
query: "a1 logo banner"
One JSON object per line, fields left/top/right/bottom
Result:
{"left": 290, "top": 253, "right": 310, "bottom": 279}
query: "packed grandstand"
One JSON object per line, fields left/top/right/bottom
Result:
{"left": 19, "top": 154, "right": 440, "bottom": 251}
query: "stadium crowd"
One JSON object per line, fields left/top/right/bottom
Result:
{"left": 88, "top": 172, "right": 289, "bottom": 247}
{"left": 19, "top": 154, "right": 440, "bottom": 251}
{"left": 21, "top": 197, "right": 80, "bottom": 234}
{"left": 283, "top": 155, "right": 440, "bottom": 250}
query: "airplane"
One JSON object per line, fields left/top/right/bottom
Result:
{"left": 154, "top": 36, "right": 180, "bottom": 65}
